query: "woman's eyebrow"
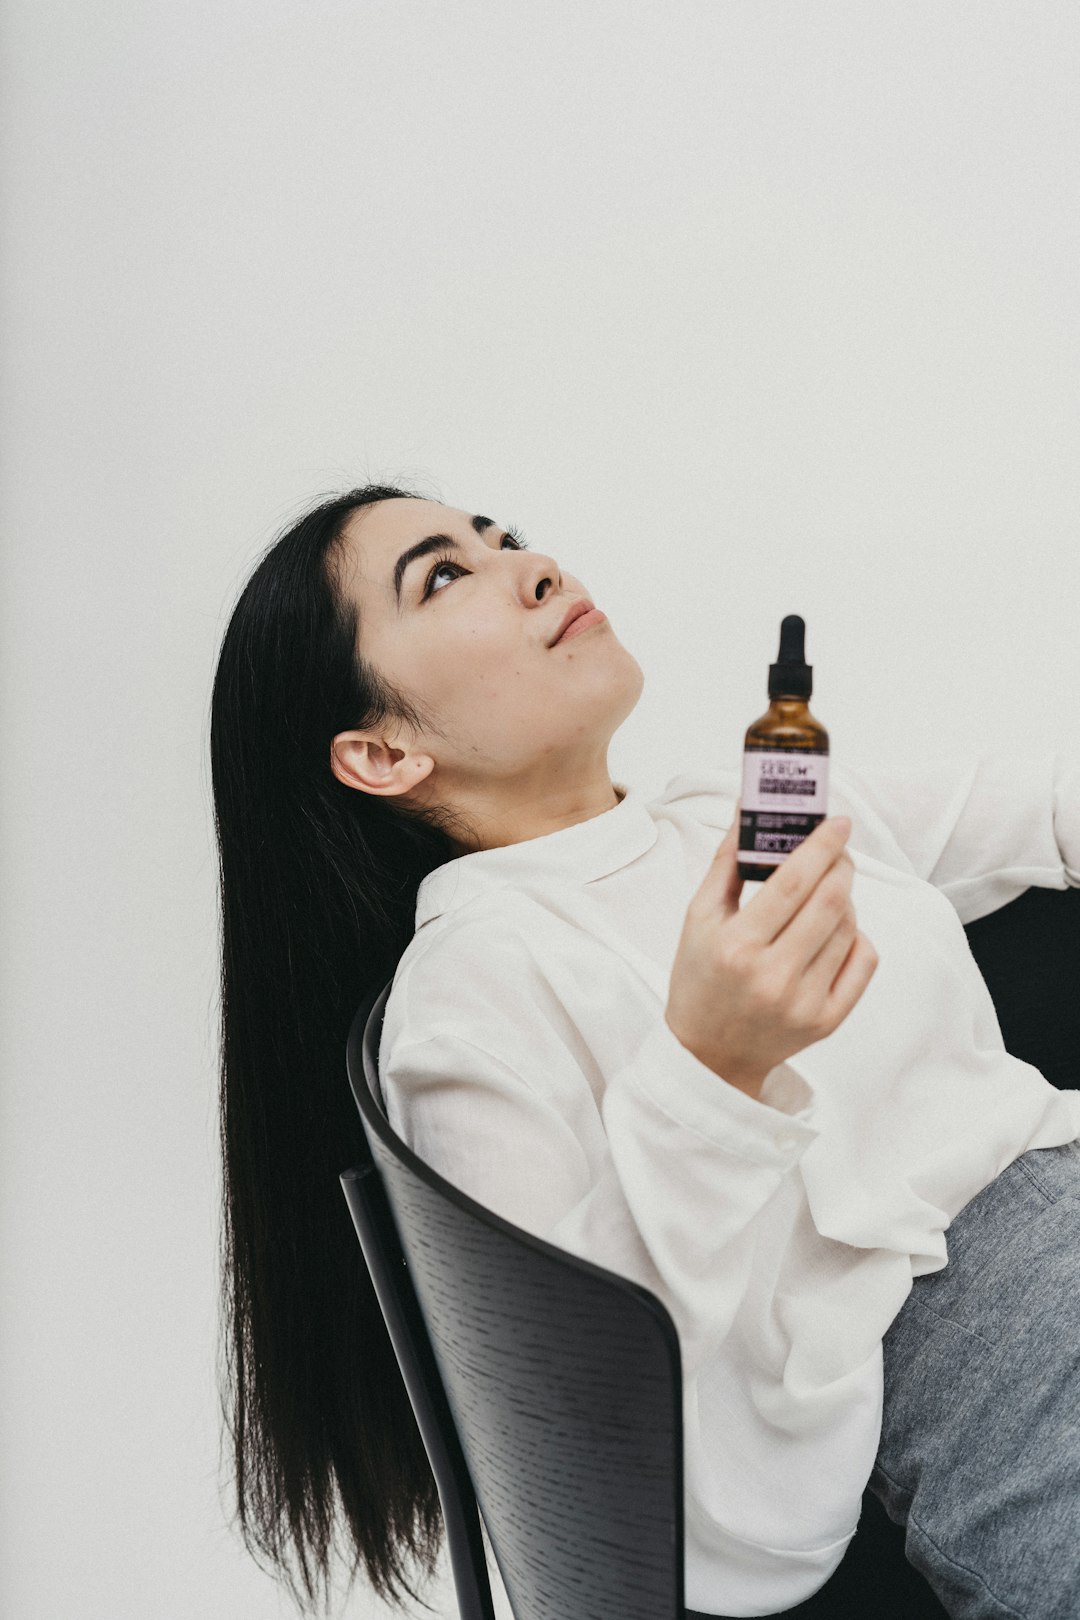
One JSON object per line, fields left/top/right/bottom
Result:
{"left": 393, "top": 514, "right": 497, "bottom": 607}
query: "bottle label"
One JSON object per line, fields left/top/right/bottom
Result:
{"left": 739, "top": 748, "right": 829, "bottom": 868}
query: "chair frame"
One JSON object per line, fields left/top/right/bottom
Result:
{"left": 341, "top": 983, "right": 499, "bottom": 1620}
{"left": 341, "top": 979, "right": 686, "bottom": 1620}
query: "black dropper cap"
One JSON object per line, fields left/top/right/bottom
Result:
{"left": 768, "top": 614, "right": 812, "bottom": 700}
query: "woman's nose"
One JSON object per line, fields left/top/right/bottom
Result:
{"left": 528, "top": 556, "right": 561, "bottom": 600}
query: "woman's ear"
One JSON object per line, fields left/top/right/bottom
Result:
{"left": 329, "top": 731, "right": 434, "bottom": 796}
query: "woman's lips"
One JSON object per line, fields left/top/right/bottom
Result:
{"left": 552, "top": 607, "right": 607, "bottom": 644}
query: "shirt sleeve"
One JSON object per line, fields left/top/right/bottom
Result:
{"left": 830, "top": 751, "right": 1080, "bottom": 925}
{"left": 382, "top": 1013, "right": 819, "bottom": 1384}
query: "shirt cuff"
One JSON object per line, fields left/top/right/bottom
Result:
{"left": 626, "top": 1016, "right": 820, "bottom": 1166}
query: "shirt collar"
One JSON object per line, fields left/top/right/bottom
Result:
{"left": 414, "top": 782, "right": 658, "bottom": 930}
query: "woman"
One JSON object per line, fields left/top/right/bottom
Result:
{"left": 210, "top": 483, "right": 1080, "bottom": 1617}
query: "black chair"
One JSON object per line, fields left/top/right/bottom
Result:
{"left": 340, "top": 883, "right": 1079, "bottom": 1620}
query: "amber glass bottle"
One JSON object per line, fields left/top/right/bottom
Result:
{"left": 737, "top": 615, "right": 829, "bottom": 882}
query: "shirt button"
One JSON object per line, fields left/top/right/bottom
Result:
{"left": 776, "top": 1131, "right": 798, "bottom": 1152}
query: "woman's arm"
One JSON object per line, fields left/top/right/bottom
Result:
{"left": 382, "top": 1012, "right": 818, "bottom": 1386}
{"left": 831, "top": 752, "right": 1080, "bottom": 925}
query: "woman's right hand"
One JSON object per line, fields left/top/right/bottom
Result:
{"left": 664, "top": 804, "right": 879, "bottom": 1098}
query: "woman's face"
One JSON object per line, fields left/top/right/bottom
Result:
{"left": 330, "top": 498, "right": 644, "bottom": 844}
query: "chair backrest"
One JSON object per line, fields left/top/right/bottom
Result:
{"left": 962, "top": 882, "right": 1080, "bottom": 1091}
{"left": 342, "top": 981, "right": 686, "bottom": 1620}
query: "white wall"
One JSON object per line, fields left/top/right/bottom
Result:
{"left": 2, "top": 4, "right": 1078, "bottom": 1617}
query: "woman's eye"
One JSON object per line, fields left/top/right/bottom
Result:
{"left": 422, "top": 530, "right": 530, "bottom": 600}
{"left": 422, "top": 558, "right": 463, "bottom": 597}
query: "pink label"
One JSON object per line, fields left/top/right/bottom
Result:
{"left": 741, "top": 749, "right": 828, "bottom": 813}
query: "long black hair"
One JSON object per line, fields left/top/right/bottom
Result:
{"left": 209, "top": 484, "right": 475, "bottom": 1611}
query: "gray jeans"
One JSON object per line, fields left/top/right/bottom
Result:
{"left": 869, "top": 1138, "right": 1080, "bottom": 1619}
{"left": 687, "top": 1139, "right": 1080, "bottom": 1620}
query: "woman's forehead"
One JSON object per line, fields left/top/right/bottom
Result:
{"left": 353, "top": 497, "right": 461, "bottom": 544}
{"left": 345, "top": 498, "right": 467, "bottom": 567}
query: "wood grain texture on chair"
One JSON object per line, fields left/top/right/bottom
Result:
{"left": 366, "top": 1127, "right": 685, "bottom": 1620}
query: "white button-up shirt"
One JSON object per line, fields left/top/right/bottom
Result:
{"left": 378, "top": 751, "right": 1080, "bottom": 1614}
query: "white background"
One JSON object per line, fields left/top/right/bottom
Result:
{"left": 2, "top": 3, "right": 1078, "bottom": 1617}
